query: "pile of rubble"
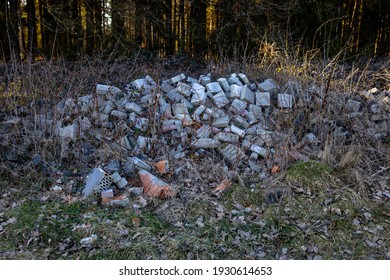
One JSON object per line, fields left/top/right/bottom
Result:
{"left": 4, "top": 71, "right": 388, "bottom": 204}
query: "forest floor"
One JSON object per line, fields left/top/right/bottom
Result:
{"left": 0, "top": 56, "right": 389, "bottom": 259}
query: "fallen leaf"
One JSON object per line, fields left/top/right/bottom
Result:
{"left": 212, "top": 179, "right": 231, "bottom": 194}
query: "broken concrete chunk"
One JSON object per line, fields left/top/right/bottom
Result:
{"left": 134, "top": 118, "right": 149, "bottom": 132}
{"left": 196, "top": 125, "right": 212, "bottom": 138}
{"left": 131, "top": 78, "right": 147, "bottom": 90}
{"left": 167, "top": 89, "right": 184, "bottom": 102}
{"left": 278, "top": 94, "right": 293, "bottom": 108}
{"left": 231, "top": 124, "right": 246, "bottom": 137}
{"left": 116, "top": 177, "right": 128, "bottom": 189}
{"left": 217, "top": 78, "right": 231, "bottom": 92}
{"left": 199, "top": 74, "right": 212, "bottom": 85}
{"left": 169, "top": 73, "right": 186, "bottom": 84}
{"left": 232, "top": 116, "right": 250, "bottom": 129}
{"left": 125, "top": 102, "right": 143, "bottom": 114}
{"left": 230, "top": 98, "right": 247, "bottom": 113}
{"left": 213, "top": 115, "right": 230, "bottom": 128}
{"left": 256, "top": 91, "right": 271, "bottom": 107}
{"left": 240, "top": 85, "right": 255, "bottom": 104}
{"left": 191, "top": 138, "right": 221, "bottom": 149}
{"left": 177, "top": 82, "right": 192, "bottom": 97}
{"left": 139, "top": 169, "right": 176, "bottom": 199}
{"left": 132, "top": 157, "right": 152, "bottom": 171}
{"left": 212, "top": 91, "right": 230, "bottom": 108}
{"left": 206, "top": 82, "right": 223, "bottom": 94}
{"left": 214, "top": 132, "right": 240, "bottom": 143}
{"left": 173, "top": 103, "right": 190, "bottom": 116}
{"left": 96, "top": 84, "right": 122, "bottom": 95}
{"left": 238, "top": 73, "right": 250, "bottom": 85}
{"left": 218, "top": 144, "right": 246, "bottom": 165}
{"left": 250, "top": 144, "right": 268, "bottom": 158}
{"left": 110, "top": 110, "right": 127, "bottom": 119}
{"left": 345, "top": 99, "right": 361, "bottom": 113}
{"left": 303, "top": 133, "right": 319, "bottom": 145}
{"left": 190, "top": 84, "right": 207, "bottom": 106}
{"left": 230, "top": 84, "right": 242, "bottom": 99}
{"left": 258, "top": 79, "right": 278, "bottom": 93}
{"left": 101, "top": 189, "right": 114, "bottom": 199}
{"left": 103, "top": 194, "right": 130, "bottom": 207}
{"left": 228, "top": 75, "right": 243, "bottom": 86}
{"left": 59, "top": 124, "right": 78, "bottom": 139}
{"left": 83, "top": 168, "right": 113, "bottom": 198}
{"left": 160, "top": 81, "right": 174, "bottom": 93}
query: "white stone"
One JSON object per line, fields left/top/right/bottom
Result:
{"left": 131, "top": 78, "right": 147, "bottom": 90}
{"left": 228, "top": 75, "right": 243, "bottom": 86}
{"left": 177, "top": 82, "right": 192, "bottom": 97}
{"left": 199, "top": 74, "right": 212, "bottom": 85}
{"left": 167, "top": 89, "right": 184, "bottom": 102}
{"left": 196, "top": 125, "right": 212, "bottom": 138}
{"left": 231, "top": 124, "right": 245, "bottom": 137}
{"left": 110, "top": 110, "right": 127, "bottom": 119}
{"left": 256, "top": 91, "right": 271, "bottom": 107}
{"left": 132, "top": 157, "right": 152, "bottom": 171}
{"left": 169, "top": 73, "right": 186, "bottom": 84}
{"left": 218, "top": 144, "right": 246, "bottom": 164}
{"left": 173, "top": 103, "right": 189, "bottom": 116}
{"left": 135, "top": 118, "right": 149, "bottom": 132}
{"left": 96, "top": 84, "right": 122, "bottom": 95}
{"left": 278, "top": 94, "right": 293, "bottom": 108}
{"left": 232, "top": 116, "right": 250, "bottom": 129}
{"left": 212, "top": 91, "right": 230, "bottom": 108}
{"left": 206, "top": 82, "right": 223, "bottom": 94}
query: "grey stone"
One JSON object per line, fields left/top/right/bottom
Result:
{"left": 213, "top": 115, "right": 230, "bottom": 128}
{"left": 214, "top": 132, "right": 239, "bottom": 143}
{"left": 370, "top": 104, "right": 380, "bottom": 114}
{"left": 193, "top": 105, "right": 206, "bottom": 117}
{"left": 102, "top": 102, "right": 114, "bottom": 114}
{"left": 278, "top": 94, "right": 293, "bottom": 108}
{"left": 186, "top": 77, "right": 198, "bottom": 84}
{"left": 218, "top": 144, "right": 246, "bottom": 165}
{"left": 125, "top": 102, "right": 143, "bottom": 114}
{"left": 217, "top": 78, "right": 230, "bottom": 92}
{"left": 191, "top": 138, "right": 220, "bottom": 149}
{"left": 228, "top": 75, "right": 243, "bottom": 86}
{"left": 131, "top": 78, "right": 147, "bottom": 90}
{"left": 258, "top": 79, "right": 278, "bottom": 93}
{"left": 256, "top": 91, "right": 271, "bottom": 107}
{"left": 135, "top": 136, "right": 150, "bottom": 151}
{"left": 116, "top": 177, "right": 128, "bottom": 189}
{"left": 240, "top": 85, "right": 255, "bottom": 104}
{"left": 206, "top": 82, "right": 223, "bottom": 94}
{"left": 199, "top": 74, "right": 212, "bottom": 85}
{"left": 212, "top": 91, "right": 230, "bottom": 108}
{"left": 167, "top": 89, "right": 184, "bottom": 102}
{"left": 190, "top": 83, "right": 207, "bottom": 105}
{"left": 303, "top": 133, "right": 319, "bottom": 145}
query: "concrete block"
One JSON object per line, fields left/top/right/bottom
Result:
{"left": 132, "top": 157, "right": 152, "bottom": 171}
{"left": 217, "top": 78, "right": 230, "bottom": 92}
{"left": 199, "top": 74, "right": 212, "bottom": 85}
{"left": 186, "top": 77, "right": 198, "bottom": 84}
{"left": 278, "top": 94, "right": 293, "bottom": 108}
{"left": 229, "top": 98, "right": 247, "bottom": 113}
{"left": 240, "top": 85, "right": 255, "bottom": 104}
{"left": 96, "top": 84, "right": 122, "bottom": 95}
{"left": 256, "top": 91, "right": 271, "bottom": 107}
{"left": 228, "top": 75, "right": 243, "bottom": 86}
{"left": 258, "top": 79, "right": 278, "bottom": 93}
{"left": 190, "top": 83, "right": 207, "bottom": 106}
{"left": 160, "top": 81, "right": 174, "bottom": 93}
{"left": 212, "top": 91, "right": 230, "bottom": 108}
{"left": 167, "top": 89, "right": 185, "bottom": 102}
{"left": 131, "top": 78, "right": 147, "bottom": 90}
{"left": 125, "top": 102, "right": 143, "bottom": 114}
